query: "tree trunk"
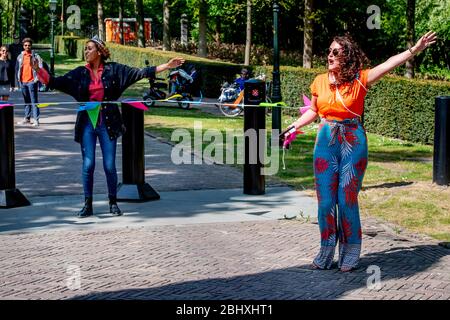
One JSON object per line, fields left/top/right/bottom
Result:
{"left": 303, "top": 0, "right": 313, "bottom": 68}
{"left": 405, "top": 0, "right": 415, "bottom": 79}
{"left": 214, "top": 16, "right": 221, "bottom": 44}
{"left": 119, "top": 0, "right": 124, "bottom": 45}
{"left": 136, "top": 0, "right": 145, "bottom": 47}
{"left": 244, "top": 0, "right": 252, "bottom": 65}
{"left": 163, "top": 0, "right": 171, "bottom": 51}
{"left": 97, "top": 0, "right": 105, "bottom": 41}
{"left": 198, "top": 0, "right": 207, "bottom": 57}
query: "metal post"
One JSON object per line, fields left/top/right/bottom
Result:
{"left": 433, "top": 96, "right": 450, "bottom": 186}
{"left": 243, "top": 79, "right": 266, "bottom": 195}
{"left": 0, "top": 104, "right": 30, "bottom": 208}
{"left": 271, "top": 1, "right": 282, "bottom": 132}
{"left": 117, "top": 103, "right": 160, "bottom": 201}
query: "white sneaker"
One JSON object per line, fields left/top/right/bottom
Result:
{"left": 17, "top": 118, "right": 30, "bottom": 125}
{"left": 31, "top": 120, "right": 39, "bottom": 127}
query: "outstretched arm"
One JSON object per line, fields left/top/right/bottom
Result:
{"left": 367, "top": 31, "right": 437, "bottom": 87}
{"left": 117, "top": 57, "right": 186, "bottom": 91}
{"left": 156, "top": 57, "right": 185, "bottom": 73}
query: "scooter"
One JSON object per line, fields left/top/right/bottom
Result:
{"left": 142, "top": 60, "right": 167, "bottom": 107}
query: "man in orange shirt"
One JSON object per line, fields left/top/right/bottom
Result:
{"left": 15, "top": 38, "right": 43, "bottom": 127}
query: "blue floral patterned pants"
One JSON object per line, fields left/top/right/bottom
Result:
{"left": 312, "top": 118, "right": 368, "bottom": 270}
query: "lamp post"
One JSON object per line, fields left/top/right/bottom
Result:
{"left": 272, "top": 1, "right": 282, "bottom": 133}
{"left": 49, "top": 0, "right": 57, "bottom": 76}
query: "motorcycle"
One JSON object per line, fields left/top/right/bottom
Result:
{"left": 142, "top": 60, "right": 168, "bottom": 107}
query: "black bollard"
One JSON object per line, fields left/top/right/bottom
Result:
{"left": 243, "top": 79, "right": 266, "bottom": 195}
{"left": 117, "top": 103, "right": 160, "bottom": 201}
{"left": 433, "top": 96, "right": 450, "bottom": 186}
{"left": 0, "top": 104, "right": 30, "bottom": 208}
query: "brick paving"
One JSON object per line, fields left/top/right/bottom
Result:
{"left": 0, "top": 220, "right": 449, "bottom": 300}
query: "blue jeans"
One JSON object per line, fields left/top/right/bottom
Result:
{"left": 21, "top": 82, "right": 39, "bottom": 121}
{"left": 80, "top": 118, "right": 118, "bottom": 198}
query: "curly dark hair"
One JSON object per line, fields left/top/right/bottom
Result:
{"left": 86, "top": 39, "right": 111, "bottom": 61}
{"left": 331, "top": 35, "right": 369, "bottom": 84}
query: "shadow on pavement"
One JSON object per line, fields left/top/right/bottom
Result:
{"left": 68, "top": 244, "right": 449, "bottom": 300}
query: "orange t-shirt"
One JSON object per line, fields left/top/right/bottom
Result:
{"left": 20, "top": 51, "right": 34, "bottom": 83}
{"left": 310, "top": 69, "right": 370, "bottom": 121}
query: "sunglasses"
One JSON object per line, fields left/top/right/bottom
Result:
{"left": 327, "top": 48, "right": 341, "bottom": 57}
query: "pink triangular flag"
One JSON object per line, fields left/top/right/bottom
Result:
{"left": 303, "top": 94, "right": 311, "bottom": 106}
{"left": 124, "top": 101, "right": 149, "bottom": 111}
{"left": 299, "top": 94, "right": 311, "bottom": 115}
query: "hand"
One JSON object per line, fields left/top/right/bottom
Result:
{"left": 166, "top": 57, "right": 185, "bottom": 69}
{"left": 413, "top": 31, "right": 437, "bottom": 53}
{"left": 32, "top": 58, "right": 40, "bottom": 72}
{"left": 281, "top": 124, "right": 297, "bottom": 138}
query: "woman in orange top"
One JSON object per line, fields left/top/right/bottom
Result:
{"left": 287, "top": 31, "right": 437, "bottom": 272}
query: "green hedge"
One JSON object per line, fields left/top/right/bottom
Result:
{"left": 56, "top": 36, "right": 243, "bottom": 97}
{"left": 57, "top": 36, "right": 450, "bottom": 144}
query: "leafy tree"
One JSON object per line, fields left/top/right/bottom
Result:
{"left": 97, "top": 0, "right": 105, "bottom": 41}
{"left": 405, "top": 0, "right": 415, "bottom": 78}
{"left": 198, "top": 0, "right": 207, "bottom": 57}
{"left": 303, "top": 0, "right": 313, "bottom": 68}
{"left": 244, "top": 0, "right": 252, "bottom": 65}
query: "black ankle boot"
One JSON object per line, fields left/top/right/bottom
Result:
{"left": 109, "top": 196, "right": 122, "bottom": 216}
{"left": 78, "top": 197, "right": 93, "bottom": 218}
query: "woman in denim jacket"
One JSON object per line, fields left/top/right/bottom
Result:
{"left": 36, "top": 36, "right": 184, "bottom": 218}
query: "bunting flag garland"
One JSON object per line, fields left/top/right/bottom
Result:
{"left": 37, "top": 103, "right": 58, "bottom": 108}
{"left": 1, "top": 98, "right": 300, "bottom": 112}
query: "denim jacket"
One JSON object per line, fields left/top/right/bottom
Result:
{"left": 47, "top": 62, "right": 156, "bottom": 143}
{"left": 15, "top": 50, "right": 43, "bottom": 88}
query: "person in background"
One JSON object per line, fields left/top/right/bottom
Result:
{"left": 0, "top": 46, "right": 15, "bottom": 101}
{"left": 35, "top": 35, "right": 185, "bottom": 218}
{"left": 16, "top": 38, "right": 44, "bottom": 127}
{"left": 234, "top": 68, "right": 250, "bottom": 91}
{"left": 285, "top": 31, "right": 437, "bottom": 272}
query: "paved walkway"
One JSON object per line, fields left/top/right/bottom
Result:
{"left": 0, "top": 91, "right": 449, "bottom": 300}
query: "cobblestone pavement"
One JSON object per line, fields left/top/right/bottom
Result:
{"left": 0, "top": 220, "right": 448, "bottom": 300}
